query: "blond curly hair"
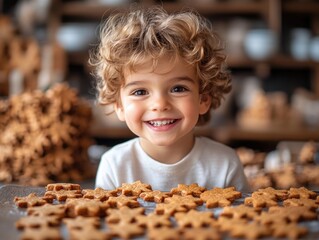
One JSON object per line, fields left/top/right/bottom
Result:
{"left": 90, "top": 5, "right": 231, "bottom": 125}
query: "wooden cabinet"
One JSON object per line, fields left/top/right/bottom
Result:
{"left": 50, "top": 0, "right": 319, "bottom": 144}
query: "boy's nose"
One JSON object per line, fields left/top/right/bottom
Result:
{"left": 151, "top": 94, "right": 171, "bottom": 112}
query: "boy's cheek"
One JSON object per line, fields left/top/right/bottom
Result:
{"left": 114, "top": 102, "right": 140, "bottom": 122}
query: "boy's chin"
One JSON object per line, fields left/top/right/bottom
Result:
{"left": 141, "top": 135, "right": 190, "bottom": 148}
{"left": 140, "top": 135, "right": 173, "bottom": 146}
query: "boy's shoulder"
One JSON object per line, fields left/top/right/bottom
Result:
{"left": 196, "top": 137, "right": 237, "bottom": 157}
{"left": 103, "top": 138, "right": 139, "bottom": 156}
{"left": 196, "top": 137, "right": 238, "bottom": 152}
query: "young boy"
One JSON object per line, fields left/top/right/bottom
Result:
{"left": 91, "top": 6, "right": 250, "bottom": 192}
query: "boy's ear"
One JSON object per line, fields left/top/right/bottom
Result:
{"left": 114, "top": 103, "right": 125, "bottom": 121}
{"left": 199, "top": 94, "right": 212, "bottom": 114}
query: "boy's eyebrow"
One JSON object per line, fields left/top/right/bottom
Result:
{"left": 123, "top": 76, "right": 196, "bottom": 89}
{"left": 172, "top": 76, "right": 196, "bottom": 83}
{"left": 123, "top": 80, "right": 146, "bottom": 90}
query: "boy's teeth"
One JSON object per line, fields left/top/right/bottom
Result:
{"left": 149, "top": 120, "right": 175, "bottom": 126}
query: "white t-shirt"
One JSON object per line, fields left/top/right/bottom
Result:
{"left": 95, "top": 137, "right": 251, "bottom": 192}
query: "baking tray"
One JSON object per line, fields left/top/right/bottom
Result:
{"left": 0, "top": 185, "right": 319, "bottom": 240}
{"left": 0, "top": 185, "right": 46, "bottom": 240}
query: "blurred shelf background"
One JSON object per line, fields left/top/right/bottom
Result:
{"left": 1, "top": 0, "right": 319, "bottom": 150}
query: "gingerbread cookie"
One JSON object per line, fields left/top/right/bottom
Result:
{"left": 19, "top": 226, "right": 62, "bottom": 240}
{"left": 255, "top": 187, "right": 288, "bottom": 200}
{"left": 117, "top": 180, "right": 152, "bottom": 196}
{"left": 15, "top": 215, "right": 60, "bottom": 229}
{"left": 248, "top": 173, "right": 272, "bottom": 191}
{"left": 147, "top": 226, "right": 181, "bottom": 240}
{"left": 68, "top": 227, "right": 111, "bottom": 240}
{"left": 155, "top": 202, "right": 188, "bottom": 216}
{"left": 236, "top": 147, "right": 265, "bottom": 167}
{"left": 181, "top": 227, "right": 221, "bottom": 240}
{"left": 271, "top": 222, "right": 308, "bottom": 239}
{"left": 170, "top": 183, "right": 206, "bottom": 197}
{"left": 27, "top": 204, "right": 66, "bottom": 219}
{"left": 174, "top": 209, "right": 215, "bottom": 228}
{"left": 106, "top": 195, "right": 140, "bottom": 208}
{"left": 227, "top": 221, "right": 270, "bottom": 239}
{"left": 108, "top": 221, "right": 145, "bottom": 239}
{"left": 139, "top": 190, "right": 171, "bottom": 203}
{"left": 14, "top": 193, "right": 53, "bottom": 208}
{"left": 44, "top": 189, "right": 83, "bottom": 201}
{"left": 200, "top": 187, "right": 241, "bottom": 208}
{"left": 271, "top": 165, "right": 299, "bottom": 189}
{"left": 300, "top": 165, "right": 319, "bottom": 187}
{"left": 46, "top": 183, "right": 81, "bottom": 191}
{"left": 299, "top": 141, "right": 317, "bottom": 164}
{"left": 254, "top": 211, "right": 289, "bottom": 226}
{"left": 217, "top": 216, "right": 270, "bottom": 239}
{"left": 106, "top": 206, "right": 145, "bottom": 224}
{"left": 216, "top": 217, "right": 248, "bottom": 232}
{"left": 164, "top": 195, "right": 203, "bottom": 209}
{"left": 283, "top": 197, "right": 319, "bottom": 210}
{"left": 288, "top": 187, "right": 317, "bottom": 199}
{"left": 82, "top": 187, "right": 117, "bottom": 201}
{"left": 63, "top": 216, "right": 100, "bottom": 230}
{"left": 65, "top": 198, "right": 109, "bottom": 217}
{"left": 135, "top": 213, "right": 172, "bottom": 229}
{"left": 244, "top": 192, "right": 278, "bottom": 208}
{"left": 268, "top": 206, "right": 317, "bottom": 222}
{"left": 219, "top": 204, "right": 261, "bottom": 220}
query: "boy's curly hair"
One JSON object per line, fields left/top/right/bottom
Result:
{"left": 90, "top": 5, "right": 231, "bottom": 125}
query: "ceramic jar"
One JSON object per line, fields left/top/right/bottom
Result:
{"left": 290, "top": 28, "right": 311, "bottom": 60}
{"left": 244, "top": 29, "right": 278, "bottom": 60}
{"left": 309, "top": 36, "right": 319, "bottom": 61}
{"left": 226, "top": 19, "right": 250, "bottom": 57}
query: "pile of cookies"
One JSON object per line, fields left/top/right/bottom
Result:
{"left": 237, "top": 141, "right": 319, "bottom": 191}
{"left": 0, "top": 83, "right": 95, "bottom": 186}
{"left": 236, "top": 90, "right": 302, "bottom": 129}
{"left": 0, "top": 15, "right": 67, "bottom": 96}
{"left": 14, "top": 181, "right": 319, "bottom": 239}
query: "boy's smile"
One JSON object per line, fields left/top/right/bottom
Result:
{"left": 147, "top": 119, "right": 178, "bottom": 127}
{"left": 146, "top": 118, "right": 179, "bottom": 131}
{"left": 114, "top": 55, "right": 211, "bottom": 163}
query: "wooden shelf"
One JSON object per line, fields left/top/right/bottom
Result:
{"left": 89, "top": 122, "right": 319, "bottom": 143}
{"left": 61, "top": 2, "right": 125, "bottom": 19}
{"left": 212, "top": 123, "right": 319, "bottom": 143}
{"left": 61, "top": 1, "right": 266, "bottom": 19}
{"left": 160, "top": 2, "right": 266, "bottom": 15}
{"left": 282, "top": 2, "right": 319, "bottom": 14}
{"left": 228, "top": 54, "right": 319, "bottom": 69}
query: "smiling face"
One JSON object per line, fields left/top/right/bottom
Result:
{"left": 115, "top": 55, "right": 211, "bottom": 152}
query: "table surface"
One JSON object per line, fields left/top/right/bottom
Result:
{"left": 0, "top": 180, "right": 95, "bottom": 240}
{"left": 1, "top": 184, "right": 319, "bottom": 240}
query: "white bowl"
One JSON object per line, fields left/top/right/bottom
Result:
{"left": 56, "top": 23, "right": 98, "bottom": 52}
{"left": 244, "top": 29, "right": 278, "bottom": 60}
{"left": 309, "top": 36, "right": 319, "bottom": 61}
{"left": 290, "top": 28, "right": 311, "bottom": 60}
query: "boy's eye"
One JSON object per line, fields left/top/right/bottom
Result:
{"left": 171, "top": 86, "right": 188, "bottom": 93}
{"left": 132, "top": 89, "right": 147, "bottom": 96}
